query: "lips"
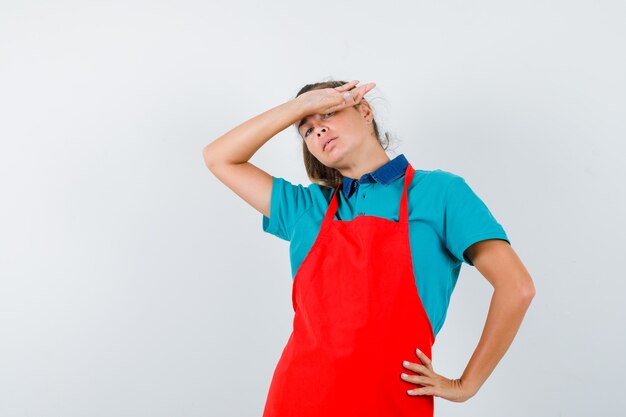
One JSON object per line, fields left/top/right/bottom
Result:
{"left": 323, "top": 137, "right": 338, "bottom": 151}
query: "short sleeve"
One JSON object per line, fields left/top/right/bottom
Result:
{"left": 262, "top": 176, "right": 315, "bottom": 242}
{"left": 443, "top": 175, "right": 510, "bottom": 266}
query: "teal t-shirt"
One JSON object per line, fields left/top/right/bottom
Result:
{"left": 261, "top": 156, "right": 510, "bottom": 338}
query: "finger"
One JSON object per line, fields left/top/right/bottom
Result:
{"left": 346, "top": 87, "right": 365, "bottom": 106}
{"left": 357, "top": 82, "right": 373, "bottom": 95}
{"left": 407, "top": 386, "right": 436, "bottom": 396}
{"left": 415, "top": 348, "right": 433, "bottom": 370}
{"left": 402, "top": 360, "right": 430, "bottom": 376}
{"left": 324, "top": 103, "right": 346, "bottom": 114}
{"left": 400, "top": 372, "right": 433, "bottom": 387}
{"left": 353, "top": 86, "right": 366, "bottom": 102}
{"left": 346, "top": 92, "right": 358, "bottom": 105}
{"left": 335, "top": 80, "right": 359, "bottom": 92}
{"left": 355, "top": 83, "right": 375, "bottom": 102}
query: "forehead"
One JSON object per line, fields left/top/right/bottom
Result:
{"left": 297, "top": 109, "right": 344, "bottom": 130}
{"left": 297, "top": 114, "right": 318, "bottom": 130}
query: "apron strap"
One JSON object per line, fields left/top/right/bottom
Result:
{"left": 321, "top": 162, "right": 416, "bottom": 230}
{"left": 399, "top": 163, "right": 415, "bottom": 230}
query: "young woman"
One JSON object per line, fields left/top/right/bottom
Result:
{"left": 203, "top": 80, "right": 535, "bottom": 416}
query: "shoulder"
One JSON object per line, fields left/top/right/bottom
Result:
{"left": 407, "top": 168, "right": 464, "bottom": 197}
{"left": 271, "top": 175, "right": 336, "bottom": 206}
{"left": 425, "top": 168, "right": 464, "bottom": 184}
{"left": 263, "top": 176, "right": 336, "bottom": 241}
{"left": 405, "top": 168, "right": 479, "bottom": 215}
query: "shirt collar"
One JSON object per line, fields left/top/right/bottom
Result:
{"left": 341, "top": 154, "right": 409, "bottom": 199}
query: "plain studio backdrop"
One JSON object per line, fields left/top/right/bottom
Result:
{"left": 1, "top": 1, "right": 624, "bottom": 416}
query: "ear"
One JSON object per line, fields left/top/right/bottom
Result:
{"left": 358, "top": 100, "right": 374, "bottom": 122}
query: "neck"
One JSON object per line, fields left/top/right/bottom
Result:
{"left": 336, "top": 141, "right": 390, "bottom": 180}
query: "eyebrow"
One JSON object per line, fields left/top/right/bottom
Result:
{"left": 297, "top": 116, "right": 312, "bottom": 131}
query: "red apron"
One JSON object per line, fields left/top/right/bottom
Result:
{"left": 262, "top": 163, "right": 435, "bottom": 417}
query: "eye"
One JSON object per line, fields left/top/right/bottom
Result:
{"left": 303, "top": 112, "right": 335, "bottom": 138}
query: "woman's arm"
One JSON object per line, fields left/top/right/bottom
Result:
{"left": 202, "top": 99, "right": 309, "bottom": 218}
{"left": 202, "top": 80, "right": 368, "bottom": 218}
{"left": 203, "top": 99, "right": 308, "bottom": 167}
{"left": 402, "top": 239, "right": 535, "bottom": 402}
{"left": 459, "top": 239, "right": 535, "bottom": 397}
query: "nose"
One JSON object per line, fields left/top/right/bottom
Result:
{"left": 316, "top": 128, "right": 328, "bottom": 148}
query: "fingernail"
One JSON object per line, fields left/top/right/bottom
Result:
{"left": 416, "top": 348, "right": 421, "bottom": 353}
{"left": 403, "top": 360, "right": 409, "bottom": 366}
{"left": 401, "top": 373, "right": 408, "bottom": 378}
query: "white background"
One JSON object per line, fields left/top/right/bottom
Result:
{"left": 1, "top": 1, "right": 624, "bottom": 416}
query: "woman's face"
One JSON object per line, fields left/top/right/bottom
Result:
{"left": 298, "top": 104, "right": 372, "bottom": 168}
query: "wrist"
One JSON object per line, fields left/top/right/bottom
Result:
{"left": 458, "top": 376, "right": 481, "bottom": 399}
{"left": 289, "top": 95, "right": 311, "bottom": 119}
